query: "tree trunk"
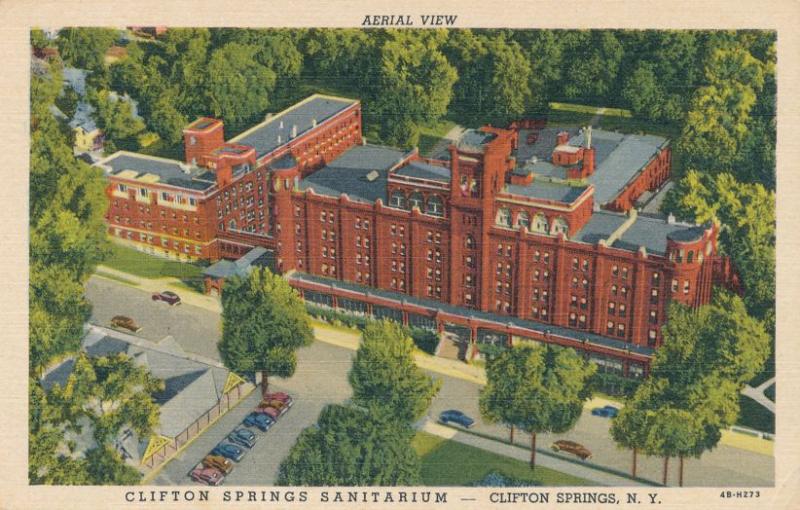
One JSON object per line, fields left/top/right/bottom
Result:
{"left": 679, "top": 456, "right": 684, "bottom": 487}
{"left": 261, "top": 370, "right": 269, "bottom": 398}
{"left": 663, "top": 456, "right": 669, "bottom": 486}
{"left": 509, "top": 425, "right": 515, "bottom": 444}
{"left": 529, "top": 432, "right": 537, "bottom": 469}
{"left": 632, "top": 448, "right": 638, "bottom": 478}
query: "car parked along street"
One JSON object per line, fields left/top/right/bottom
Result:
{"left": 211, "top": 443, "right": 245, "bottom": 462}
{"left": 439, "top": 409, "right": 475, "bottom": 428}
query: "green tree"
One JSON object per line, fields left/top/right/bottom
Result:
{"left": 349, "top": 320, "right": 441, "bottom": 423}
{"left": 206, "top": 42, "right": 277, "bottom": 132}
{"left": 56, "top": 28, "right": 119, "bottom": 72}
{"left": 561, "top": 30, "right": 624, "bottom": 103}
{"left": 84, "top": 446, "right": 142, "bottom": 485}
{"left": 367, "top": 30, "right": 457, "bottom": 143}
{"left": 87, "top": 88, "right": 146, "bottom": 151}
{"left": 55, "top": 84, "right": 80, "bottom": 119}
{"left": 218, "top": 268, "right": 313, "bottom": 397}
{"left": 277, "top": 404, "right": 421, "bottom": 486}
{"left": 480, "top": 344, "right": 595, "bottom": 468}
{"left": 47, "top": 352, "right": 163, "bottom": 444}
{"left": 148, "top": 87, "right": 189, "bottom": 145}
{"left": 622, "top": 63, "right": 665, "bottom": 121}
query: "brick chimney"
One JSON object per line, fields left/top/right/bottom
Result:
{"left": 582, "top": 126, "right": 596, "bottom": 176}
{"left": 556, "top": 130, "right": 570, "bottom": 146}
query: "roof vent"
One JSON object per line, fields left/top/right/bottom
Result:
{"left": 667, "top": 213, "right": 676, "bottom": 225}
{"left": 279, "top": 119, "right": 283, "bottom": 129}
{"left": 311, "top": 118, "right": 317, "bottom": 128}
{"left": 528, "top": 156, "right": 538, "bottom": 164}
{"left": 277, "top": 134, "right": 282, "bottom": 144}
{"left": 365, "top": 170, "right": 379, "bottom": 182}
{"left": 291, "top": 125, "right": 298, "bottom": 138}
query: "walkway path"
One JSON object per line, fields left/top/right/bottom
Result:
{"left": 426, "top": 124, "right": 466, "bottom": 159}
{"left": 589, "top": 107, "right": 607, "bottom": 126}
{"left": 743, "top": 377, "right": 776, "bottom": 413}
{"left": 420, "top": 420, "right": 650, "bottom": 487}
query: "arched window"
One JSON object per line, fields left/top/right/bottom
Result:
{"left": 228, "top": 219, "right": 237, "bottom": 230}
{"left": 533, "top": 213, "right": 549, "bottom": 233}
{"left": 390, "top": 190, "right": 407, "bottom": 209}
{"left": 517, "top": 211, "right": 531, "bottom": 230}
{"left": 426, "top": 195, "right": 444, "bottom": 217}
{"left": 465, "top": 234, "right": 475, "bottom": 249}
{"left": 409, "top": 191, "right": 424, "bottom": 210}
{"left": 551, "top": 217, "right": 569, "bottom": 236}
{"left": 496, "top": 207, "right": 512, "bottom": 228}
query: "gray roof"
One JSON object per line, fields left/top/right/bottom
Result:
{"left": 203, "top": 246, "right": 272, "bottom": 279}
{"left": 515, "top": 127, "right": 578, "bottom": 163}
{"left": 570, "top": 130, "right": 668, "bottom": 205}
{"left": 69, "top": 101, "right": 97, "bottom": 132}
{"left": 62, "top": 66, "right": 88, "bottom": 96}
{"left": 612, "top": 215, "right": 705, "bottom": 256}
{"left": 457, "top": 129, "right": 497, "bottom": 153}
{"left": 289, "top": 272, "right": 654, "bottom": 358}
{"left": 505, "top": 181, "right": 588, "bottom": 204}
{"left": 44, "top": 327, "right": 233, "bottom": 439}
{"left": 298, "top": 144, "right": 409, "bottom": 204}
{"left": 394, "top": 160, "right": 451, "bottom": 182}
{"left": 100, "top": 152, "right": 216, "bottom": 191}
{"left": 232, "top": 96, "right": 357, "bottom": 158}
{"left": 573, "top": 210, "right": 630, "bottom": 245}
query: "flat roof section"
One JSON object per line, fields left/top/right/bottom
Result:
{"left": 298, "top": 144, "right": 409, "bottom": 204}
{"left": 231, "top": 95, "right": 358, "bottom": 158}
{"left": 394, "top": 160, "right": 451, "bottom": 183}
{"left": 573, "top": 210, "right": 630, "bottom": 245}
{"left": 504, "top": 181, "right": 588, "bottom": 204}
{"left": 612, "top": 214, "right": 704, "bottom": 256}
{"left": 100, "top": 152, "right": 215, "bottom": 191}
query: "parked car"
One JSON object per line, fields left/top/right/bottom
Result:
{"left": 202, "top": 455, "right": 233, "bottom": 475}
{"left": 551, "top": 440, "right": 592, "bottom": 460}
{"left": 227, "top": 429, "right": 257, "bottom": 449}
{"left": 243, "top": 412, "right": 273, "bottom": 432}
{"left": 591, "top": 405, "right": 620, "bottom": 418}
{"left": 189, "top": 466, "right": 224, "bottom": 486}
{"left": 110, "top": 315, "right": 141, "bottom": 333}
{"left": 254, "top": 405, "right": 281, "bottom": 421}
{"left": 152, "top": 290, "right": 181, "bottom": 305}
{"left": 439, "top": 410, "right": 475, "bottom": 428}
{"left": 263, "top": 392, "right": 293, "bottom": 408}
{"left": 211, "top": 442, "right": 245, "bottom": 462}
{"left": 261, "top": 399, "right": 288, "bottom": 414}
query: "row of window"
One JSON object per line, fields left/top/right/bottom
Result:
{"left": 495, "top": 208, "right": 569, "bottom": 236}
{"left": 113, "top": 228, "right": 203, "bottom": 255}
{"left": 389, "top": 191, "right": 445, "bottom": 217}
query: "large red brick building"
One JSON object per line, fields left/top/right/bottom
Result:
{"left": 98, "top": 94, "right": 731, "bottom": 378}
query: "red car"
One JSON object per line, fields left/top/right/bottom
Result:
{"left": 254, "top": 405, "right": 281, "bottom": 421}
{"left": 264, "top": 392, "right": 294, "bottom": 408}
{"left": 152, "top": 291, "right": 181, "bottom": 305}
{"left": 190, "top": 466, "right": 224, "bottom": 486}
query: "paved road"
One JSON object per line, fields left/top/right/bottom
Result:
{"left": 154, "top": 342, "right": 353, "bottom": 486}
{"left": 86, "top": 276, "right": 775, "bottom": 487}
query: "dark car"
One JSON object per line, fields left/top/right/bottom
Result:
{"left": 551, "top": 440, "right": 592, "bottom": 461}
{"left": 439, "top": 410, "right": 475, "bottom": 428}
{"left": 591, "top": 405, "right": 620, "bottom": 418}
{"left": 110, "top": 315, "right": 142, "bottom": 333}
{"left": 152, "top": 291, "right": 181, "bottom": 305}
{"left": 190, "top": 466, "right": 224, "bottom": 486}
{"left": 228, "top": 428, "right": 257, "bottom": 449}
{"left": 211, "top": 442, "right": 245, "bottom": 462}
{"left": 243, "top": 412, "right": 272, "bottom": 432}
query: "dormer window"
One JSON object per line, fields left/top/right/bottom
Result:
{"left": 189, "top": 135, "right": 197, "bottom": 145}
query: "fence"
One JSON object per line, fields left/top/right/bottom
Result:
{"left": 142, "top": 381, "right": 255, "bottom": 471}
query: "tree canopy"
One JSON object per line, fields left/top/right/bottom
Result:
{"left": 277, "top": 404, "right": 421, "bottom": 486}
{"left": 218, "top": 267, "right": 313, "bottom": 395}
{"left": 479, "top": 343, "right": 595, "bottom": 467}
{"left": 349, "top": 320, "right": 441, "bottom": 423}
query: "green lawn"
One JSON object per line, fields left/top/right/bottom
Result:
{"left": 418, "top": 119, "right": 457, "bottom": 157}
{"left": 103, "top": 242, "right": 205, "bottom": 283}
{"left": 412, "top": 432, "right": 593, "bottom": 486}
{"left": 546, "top": 102, "right": 681, "bottom": 140}
{"left": 550, "top": 102, "right": 633, "bottom": 118}
{"left": 736, "top": 394, "right": 774, "bottom": 434}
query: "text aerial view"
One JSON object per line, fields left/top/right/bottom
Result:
{"left": 29, "top": 27, "right": 775, "bottom": 488}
